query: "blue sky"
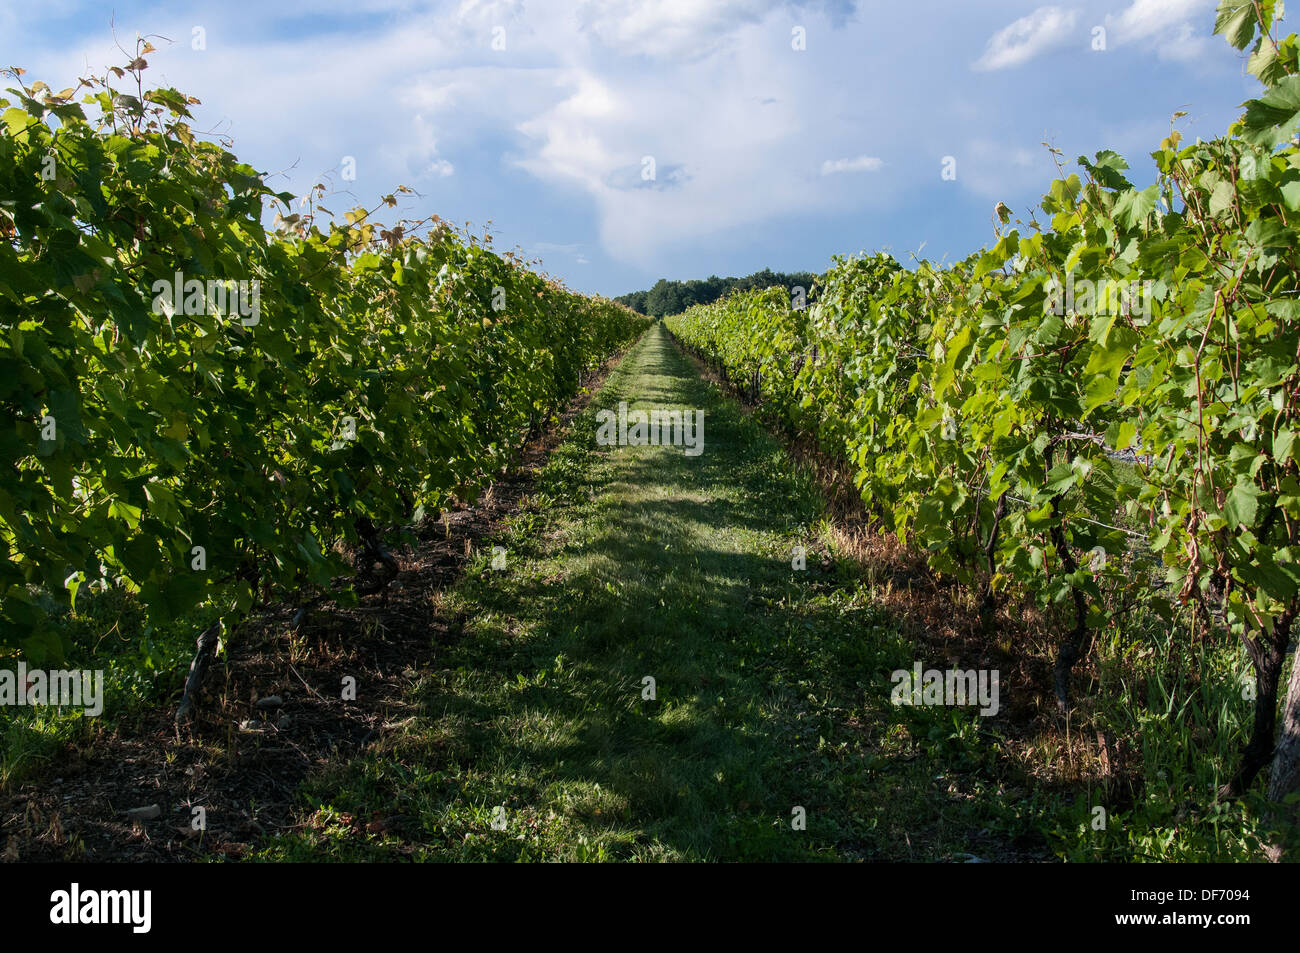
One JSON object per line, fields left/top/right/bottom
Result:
{"left": 2, "top": 0, "right": 1271, "bottom": 297}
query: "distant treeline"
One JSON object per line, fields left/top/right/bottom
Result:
{"left": 615, "top": 268, "right": 820, "bottom": 317}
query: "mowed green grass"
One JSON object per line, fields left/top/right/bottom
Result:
{"left": 254, "top": 324, "right": 1041, "bottom": 861}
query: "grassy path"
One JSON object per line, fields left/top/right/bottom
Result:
{"left": 263, "top": 323, "right": 1026, "bottom": 861}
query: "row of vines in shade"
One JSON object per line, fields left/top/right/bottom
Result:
{"left": 667, "top": 2, "right": 1300, "bottom": 804}
{"left": 0, "top": 50, "right": 651, "bottom": 663}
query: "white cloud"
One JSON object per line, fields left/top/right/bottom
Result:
{"left": 1105, "top": 0, "right": 1215, "bottom": 60}
{"left": 402, "top": 79, "right": 467, "bottom": 112}
{"left": 820, "top": 155, "right": 883, "bottom": 175}
{"left": 576, "top": 0, "right": 785, "bottom": 58}
{"left": 379, "top": 112, "right": 456, "bottom": 184}
{"left": 1107, "top": 0, "right": 1211, "bottom": 41}
{"left": 511, "top": 25, "right": 881, "bottom": 262}
{"left": 1153, "top": 21, "right": 1209, "bottom": 60}
{"left": 515, "top": 71, "right": 622, "bottom": 188}
{"left": 574, "top": 0, "right": 860, "bottom": 58}
{"left": 973, "top": 6, "right": 1079, "bottom": 71}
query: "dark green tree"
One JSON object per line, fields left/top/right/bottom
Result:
{"left": 618, "top": 269, "right": 821, "bottom": 316}
{"left": 644, "top": 278, "right": 684, "bottom": 317}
